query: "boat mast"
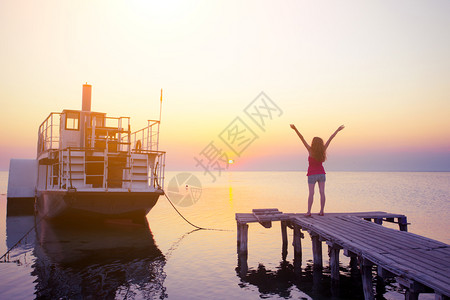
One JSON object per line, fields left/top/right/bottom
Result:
{"left": 157, "top": 89, "right": 162, "bottom": 151}
{"left": 159, "top": 88, "right": 163, "bottom": 123}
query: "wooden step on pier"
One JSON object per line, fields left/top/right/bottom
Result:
{"left": 235, "top": 209, "right": 450, "bottom": 300}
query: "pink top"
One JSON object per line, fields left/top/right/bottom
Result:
{"left": 307, "top": 156, "right": 325, "bottom": 176}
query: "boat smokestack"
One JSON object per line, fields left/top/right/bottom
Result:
{"left": 82, "top": 83, "right": 92, "bottom": 112}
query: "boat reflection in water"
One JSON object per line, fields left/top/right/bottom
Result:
{"left": 6, "top": 215, "right": 36, "bottom": 258}
{"left": 32, "top": 218, "right": 166, "bottom": 299}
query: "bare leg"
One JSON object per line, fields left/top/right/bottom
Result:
{"left": 318, "top": 181, "right": 326, "bottom": 216}
{"left": 306, "top": 183, "right": 315, "bottom": 216}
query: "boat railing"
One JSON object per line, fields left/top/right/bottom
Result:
{"left": 37, "top": 112, "right": 61, "bottom": 156}
{"left": 128, "top": 120, "right": 160, "bottom": 152}
{"left": 149, "top": 150, "right": 166, "bottom": 190}
{"left": 46, "top": 147, "right": 165, "bottom": 191}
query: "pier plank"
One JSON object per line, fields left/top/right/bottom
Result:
{"left": 309, "top": 216, "right": 444, "bottom": 252}
{"left": 382, "top": 251, "right": 449, "bottom": 281}
{"left": 338, "top": 216, "right": 446, "bottom": 247}
{"left": 296, "top": 217, "right": 402, "bottom": 253}
{"left": 290, "top": 215, "right": 450, "bottom": 297}
{"left": 297, "top": 217, "right": 449, "bottom": 270}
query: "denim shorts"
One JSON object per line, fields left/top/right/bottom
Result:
{"left": 308, "top": 174, "right": 326, "bottom": 184}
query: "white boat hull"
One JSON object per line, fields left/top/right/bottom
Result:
{"left": 36, "top": 190, "right": 162, "bottom": 220}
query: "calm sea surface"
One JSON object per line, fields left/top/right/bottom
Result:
{"left": 0, "top": 171, "right": 449, "bottom": 299}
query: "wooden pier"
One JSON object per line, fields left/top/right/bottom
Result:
{"left": 236, "top": 209, "right": 450, "bottom": 300}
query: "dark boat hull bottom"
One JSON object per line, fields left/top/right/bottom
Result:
{"left": 36, "top": 190, "right": 162, "bottom": 220}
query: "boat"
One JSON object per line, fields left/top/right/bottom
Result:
{"left": 33, "top": 83, "right": 165, "bottom": 220}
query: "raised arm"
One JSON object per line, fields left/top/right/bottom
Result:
{"left": 324, "top": 125, "right": 345, "bottom": 149}
{"left": 290, "top": 124, "right": 311, "bottom": 152}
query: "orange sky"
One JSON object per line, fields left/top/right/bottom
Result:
{"left": 0, "top": 0, "right": 449, "bottom": 172}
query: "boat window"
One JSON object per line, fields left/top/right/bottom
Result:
{"left": 65, "top": 112, "right": 80, "bottom": 130}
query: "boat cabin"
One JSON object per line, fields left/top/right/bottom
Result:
{"left": 36, "top": 84, "right": 165, "bottom": 192}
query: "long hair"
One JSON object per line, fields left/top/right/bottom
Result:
{"left": 311, "top": 137, "right": 326, "bottom": 162}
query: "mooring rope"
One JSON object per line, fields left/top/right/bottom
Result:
{"left": 163, "top": 191, "right": 231, "bottom": 232}
{"left": 0, "top": 215, "right": 42, "bottom": 262}
{"left": 163, "top": 192, "right": 205, "bottom": 230}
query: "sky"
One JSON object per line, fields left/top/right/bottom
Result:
{"left": 0, "top": 0, "right": 449, "bottom": 172}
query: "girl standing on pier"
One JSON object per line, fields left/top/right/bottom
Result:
{"left": 290, "top": 124, "right": 345, "bottom": 216}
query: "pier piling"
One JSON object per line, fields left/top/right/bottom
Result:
{"left": 327, "top": 242, "right": 342, "bottom": 282}
{"left": 238, "top": 223, "right": 248, "bottom": 254}
{"left": 359, "top": 257, "right": 374, "bottom": 300}
{"left": 281, "top": 221, "right": 288, "bottom": 260}
{"left": 293, "top": 224, "right": 302, "bottom": 260}
{"left": 311, "top": 233, "right": 323, "bottom": 268}
{"left": 398, "top": 216, "right": 408, "bottom": 231}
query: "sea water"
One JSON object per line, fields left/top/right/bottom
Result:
{"left": 0, "top": 171, "right": 449, "bottom": 299}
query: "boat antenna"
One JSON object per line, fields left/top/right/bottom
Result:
{"left": 159, "top": 88, "right": 163, "bottom": 123}
{"left": 156, "top": 88, "right": 162, "bottom": 152}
